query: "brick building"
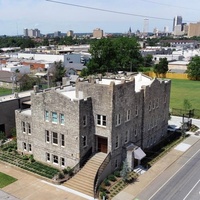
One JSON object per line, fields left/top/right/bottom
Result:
{"left": 15, "top": 73, "right": 170, "bottom": 172}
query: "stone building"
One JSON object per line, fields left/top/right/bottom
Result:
{"left": 15, "top": 73, "right": 170, "bottom": 172}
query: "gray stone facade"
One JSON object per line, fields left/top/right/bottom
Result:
{"left": 16, "top": 73, "right": 171, "bottom": 170}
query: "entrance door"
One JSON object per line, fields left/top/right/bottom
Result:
{"left": 98, "top": 137, "right": 108, "bottom": 153}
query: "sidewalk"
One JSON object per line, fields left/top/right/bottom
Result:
{"left": 112, "top": 134, "right": 200, "bottom": 200}
{"left": 0, "top": 162, "right": 87, "bottom": 200}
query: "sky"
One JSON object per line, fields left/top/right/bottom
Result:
{"left": 1, "top": 0, "right": 200, "bottom": 36}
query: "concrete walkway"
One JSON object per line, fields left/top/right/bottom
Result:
{"left": 112, "top": 134, "right": 200, "bottom": 200}
{"left": 0, "top": 163, "right": 87, "bottom": 200}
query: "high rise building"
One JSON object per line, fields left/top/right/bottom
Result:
{"left": 173, "top": 16, "right": 182, "bottom": 31}
{"left": 23, "top": 28, "right": 41, "bottom": 38}
{"left": 93, "top": 28, "right": 103, "bottom": 39}
{"left": 54, "top": 31, "right": 61, "bottom": 37}
{"left": 67, "top": 30, "right": 74, "bottom": 37}
{"left": 188, "top": 22, "right": 200, "bottom": 37}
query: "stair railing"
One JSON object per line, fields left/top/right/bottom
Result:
{"left": 93, "top": 152, "right": 111, "bottom": 195}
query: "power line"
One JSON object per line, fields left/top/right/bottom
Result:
{"left": 46, "top": 0, "right": 172, "bottom": 21}
{"left": 138, "top": 0, "right": 200, "bottom": 12}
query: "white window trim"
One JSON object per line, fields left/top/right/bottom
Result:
{"left": 60, "top": 114, "right": 65, "bottom": 125}
{"left": 115, "top": 114, "right": 121, "bottom": 126}
{"left": 27, "top": 123, "right": 31, "bottom": 135}
{"left": 61, "top": 157, "right": 65, "bottom": 167}
{"left": 45, "top": 110, "right": 49, "bottom": 122}
{"left": 52, "top": 132, "right": 58, "bottom": 145}
{"left": 46, "top": 152, "right": 50, "bottom": 162}
{"left": 53, "top": 155, "right": 59, "bottom": 165}
{"left": 126, "top": 110, "right": 131, "bottom": 121}
{"left": 96, "top": 114, "right": 107, "bottom": 127}
{"left": 45, "top": 130, "right": 50, "bottom": 143}
{"left": 52, "top": 112, "right": 58, "bottom": 124}
{"left": 125, "top": 130, "right": 129, "bottom": 143}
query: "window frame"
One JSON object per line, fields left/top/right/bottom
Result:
{"left": 115, "top": 114, "right": 121, "bottom": 126}
{"left": 52, "top": 132, "right": 58, "bottom": 145}
{"left": 82, "top": 135, "right": 87, "bottom": 147}
{"left": 22, "top": 121, "right": 26, "bottom": 133}
{"left": 45, "top": 130, "right": 50, "bottom": 143}
{"left": 27, "top": 123, "right": 31, "bottom": 135}
{"left": 52, "top": 112, "right": 58, "bottom": 123}
{"left": 46, "top": 152, "right": 50, "bottom": 162}
{"left": 61, "top": 134, "right": 65, "bottom": 147}
{"left": 45, "top": 110, "right": 49, "bottom": 121}
{"left": 126, "top": 109, "right": 131, "bottom": 121}
{"left": 61, "top": 157, "right": 65, "bottom": 167}
{"left": 23, "top": 142, "right": 27, "bottom": 151}
{"left": 53, "top": 155, "right": 58, "bottom": 165}
{"left": 96, "top": 114, "right": 107, "bottom": 127}
{"left": 60, "top": 113, "right": 65, "bottom": 125}
{"left": 83, "top": 115, "right": 87, "bottom": 127}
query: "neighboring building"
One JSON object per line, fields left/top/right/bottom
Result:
{"left": 16, "top": 73, "right": 170, "bottom": 172}
{"left": 93, "top": 28, "right": 103, "bottom": 39}
{"left": 67, "top": 30, "right": 74, "bottom": 37}
{"left": 0, "top": 91, "right": 31, "bottom": 137}
{"left": 173, "top": 16, "right": 182, "bottom": 31}
{"left": 54, "top": 31, "right": 61, "bottom": 37}
{"left": 188, "top": 22, "right": 200, "bottom": 37}
{"left": 168, "top": 60, "right": 189, "bottom": 73}
{"left": 0, "top": 62, "right": 30, "bottom": 74}
{"left": 24, "top": 28, "right": 41, "bottom": 38}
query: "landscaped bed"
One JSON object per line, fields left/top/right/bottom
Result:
{"left": 0, "top": 141, "right": 60, "bottom": 179}
{"left": 0, "top": 172, "right": 17, "bottom": 188}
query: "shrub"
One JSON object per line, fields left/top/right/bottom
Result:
{"left": 108, "top": 174, "right": 116, "bottom": 182}
{"left": 114, "top": 170, "right": 121, "bottom": 177}
{"left": 100, "top": 191, "right": 107, "bottom": 200}
{"left": 58, "top": 172, "right": 65, "bottom": 179}
{"left": 104, "top": 179, "right": 111, "bottom": 186}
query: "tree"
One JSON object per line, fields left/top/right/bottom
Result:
{"left": 143, "top": 54, "right": 153, "bottom": 68}
{"left": 52, "top": 61, "right": 66, "bottom": 85}
{"left": 186, "top": 55, "right": 200, "bottom": 80}
{"left": 183, "top": 99, "right": 192, "bottom": 111}
{"left": 120, "top": 159, "right": 129, "bottom": 182}
{"left": 82, "top": 37, "right": 142, "bottom": 76}
{"left": 153, "top": 58, "right": 168, "bottom": 76}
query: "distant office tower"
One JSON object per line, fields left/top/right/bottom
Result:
{"left": 24, "top": 28, "right": 28, "bottom": 37}
{"left": 173, "top": 16, "right": 182, "bottom": 31}
{"left": 93, "top": 28, "right": 103, "bottom": 39}
{"left": 23, "top": 28, "right": 41, "bottom": 38}
{"left": 188, "top": 22, "right": 200, "bottom": 37}
{"left": 54, "top": 31, "right": 61, "bottom": 37}
{"left": 143, "top": 18, "right": 149, "bottom": 36}
{"left": 67, "top": 30, "right": 74, "bottom": 37}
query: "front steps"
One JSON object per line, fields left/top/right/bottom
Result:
{"left": 63, "top": 152, "right": 107, "bottom": 197}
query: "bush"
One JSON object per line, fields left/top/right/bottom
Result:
{"left": 114, "top": 170, "right": 121, "bottom": 177}
{"left": 100, "top": 191, "right": 107, "bottom": 200}
{"left": 58, "top": 172, "right": 65, "bottom": 179}
{"left": 108, "top": 174, "right": 116, "bottom": 182}
{"left": 104, "top": 179, "right": 111, "bottom": 186}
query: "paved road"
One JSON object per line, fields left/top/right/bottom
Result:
{"left": 135, "top": 139, "right": 200, "bottom": 200}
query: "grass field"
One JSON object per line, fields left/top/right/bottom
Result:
{"left": 0, "top": 87, "right": 12, "bottom": 96}
{"left": 170, "top": 79, "right": 200, "bottom": 109}
{"left": 0, "top": 172, "right": 17, "bottom": 188}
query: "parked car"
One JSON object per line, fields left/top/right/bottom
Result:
{"left": 167, "top": 125, "right": 181, "bottom": 133}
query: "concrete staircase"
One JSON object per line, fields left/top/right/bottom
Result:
{"left": 63, "top": 152, "right": 107, "bottom": 197}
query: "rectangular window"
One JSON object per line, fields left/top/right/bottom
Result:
{"left": 96, "top": 114, "right": 107, "bottom": 127}
{"left": 22, "top": 121, "right": 26, "bottom": 133}
{"left": 52, "top": 112, "right": 58, "bottom": 123}
{"left": 60, "top": 114, "right": 65, "bottom": 125}
{"left": 46, "top": 153, "right": 50, "bottom": 162}
{"left": 45, "top": 111, "right": 49, "bottom": 121}
{"left": 45, "top": 130, "right": 50, "bottom": 143}
{"left": 126, "top": 110, "right": 131, "bottom": 121}
{"left": 83, "top": 115, "right": 87, "bottom": 126}
{"left": 61, "top": 134, "right": 65, "bottom": 147}
{"left": 28, "top": 144, "right": 32, "bottom": 152}
{"left": 135, "top": 105, "right": 138, "bottom": 116}
{"left": 115, "top": 135, "right": 119, "bottom": 148}
{"left": 27, "top": 123, "right": 31, "bottom": 134}
{"left": 23, "top": 142, "right": 26, "bottom": 151}
{"left": 53, "top": 155, "right": 58, "bottom": 164}
{"left": 61, "top": 157, "right": 65, "bottom": 167}
{"left": 82, "top": 136, "right": 87, "bottom": 147}
{"left": 52, "top": 132, "right": 58, "bottom": 145}
{"left": 125, "top": 130, "right": 129, "bottom": 143}
{"left": 116, "top": 114, "right": 121, "bottom": 126}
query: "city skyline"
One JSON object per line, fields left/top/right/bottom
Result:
{"left": 1, "top": 0, "right": 200, "bottom": 36}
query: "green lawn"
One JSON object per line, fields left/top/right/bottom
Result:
{"left": 0, "top": 88, "right": 12, "bottom": 96}
{"left": 170, "top": 79, "right": 200, "bottom": 109}
{"left": 0, "top": 172, "right": 17, "bottom": 188}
